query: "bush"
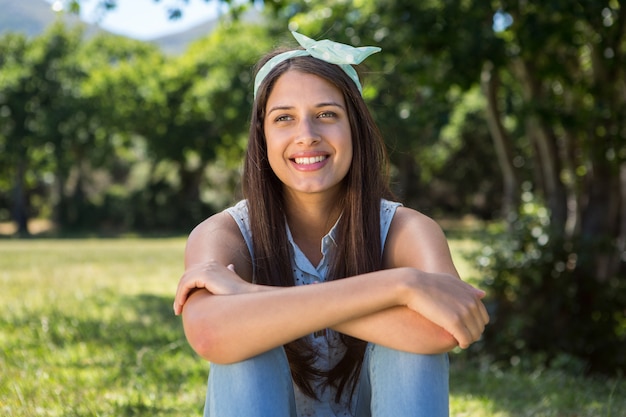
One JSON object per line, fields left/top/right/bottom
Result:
{"left": 476, "top": 196, "right": 626, "bottom": 376}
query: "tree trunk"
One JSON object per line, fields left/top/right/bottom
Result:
{"left": 512, "top": 58, "right": 569, "bottom": 231}
{"left": 481, "top": 61, "right": 520, "bottom": 222}
{"left": 559, "top": 128, "right": 582, "bottom": 239}
{"left": 580, "top": 153, "right": 623, "bottom": 281}
{"left": 617, "top": 162, "right": 626, "bottom": 277}
{"left": 12, "top": 154, "right": 29, "bottom": 236}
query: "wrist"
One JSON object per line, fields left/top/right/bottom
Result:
{"left": 395, "top": 267, "right": 423, "bottom": 306}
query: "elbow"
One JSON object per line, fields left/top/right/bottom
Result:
{"left": 182, "top": 310, "right": 220, "bottom": 362}
{"left": 428, "top": 324, "right": 459, "bottom": 353}
{"left": 181, "top": 297, "right": 235, "bottom": 364}
{"left": 183, "top": 315, "right": 241, "bottom": 364}
{"left": 436, "top": 331, "right": 459, "bottom": 353}
{"left": 418, "top": 327, "right": 459, "bottom": 355}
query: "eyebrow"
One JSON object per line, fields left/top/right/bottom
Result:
{"left": 267, "top": 101, "right": 346, "bottom": 115}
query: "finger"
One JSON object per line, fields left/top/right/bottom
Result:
{"left": 461, "top": 289, "right": 489, "bottom": 340}
{"left": 454, "top": 331, "right": 471, "bottom": 349}
{"left": 466, "top": 299, "right": 489, "bottom": 340}
{"left": 173, "top": 280, "right": 186, "bottom": 315}
{"left": 173, "top": 275, "right": 203, "bottom": 315}
{"left": 474, "top": 288, "right": 487, "bottom": 298}
{"left": 454, "top": 302, "right": 486, "bottom": 347}
{"left": 174, "top": 280, "right": 189, "bottom": 313}
{"left": 445, "top": 313, "right": 473, "bottom": 349}
{"left": 227, "top": 264, "right": 236, "bottom": 272}
{"left": 465, "top": 301, "right": 488, "bottom": 343}
{"left": 479, "top": 300, "right": 490, "bottom": 325}
{"left": 173, "top": 287, "right": 186, "bottom": 315}
{"left": 173, "top": 289, "right": 187, "bottom": 316}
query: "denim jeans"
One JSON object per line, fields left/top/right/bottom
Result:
{"left": 203, "top": 344, "right": 449, "bottom": 417}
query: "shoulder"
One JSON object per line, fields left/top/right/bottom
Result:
{"left": 185, "top": 204, "right": 253, "bottom": 280}
{"left": 383, "top": 206, "right": 458, "bottom": 275}
{"left": 390, "top": 206, "right": 445, "bottom": 239}
{"left": 188, "top": 210, "right": 240, "bottom": 244}
{"left": 188, "top": 200, "right": 247, "bottom": 244}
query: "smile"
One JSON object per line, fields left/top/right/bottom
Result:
{"left": 293, "top": 156, "right": 328, "bottom": 165}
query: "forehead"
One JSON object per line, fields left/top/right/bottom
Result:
{"left": 266, "top": 70, "right": 344, "bottom": 105}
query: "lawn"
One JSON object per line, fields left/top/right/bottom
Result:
{"left": 0, "top": 237, "right": 623, "bottom": 416}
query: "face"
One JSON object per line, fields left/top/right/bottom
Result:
{"left": 263, "top": 70, "right": 353, "bottom": 200}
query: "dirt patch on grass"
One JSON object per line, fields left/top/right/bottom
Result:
{"left": 0, "top": 219, "right": 56, "bottom": 236}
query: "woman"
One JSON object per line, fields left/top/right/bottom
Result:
{"left": 173, "top": 31, "right": 489, "bottom": 417}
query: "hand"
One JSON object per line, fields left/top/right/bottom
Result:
{"left": 173, "top": 261, "right": 252, "bottom": 316}
{"left": 404, "top": 269, "right": 489, "bottom": 349}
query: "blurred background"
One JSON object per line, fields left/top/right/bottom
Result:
{"left": 0, "top": 0, "right": 624, "bottom": 413}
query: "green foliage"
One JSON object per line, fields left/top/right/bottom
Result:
{"left": 0, "top": 1, "right": 514, "bottom": 233}
{"left": 0, "top": 23, "right": 90, "bottom": 233}
{"left": 0, "top": 21, "right": 271, "bottom": 233}
{"left": 414, "top": 87, "right": 503, "bottom": 217}
{"left": 476, "top": 192, "right": 626, "bottom": 375}
{"left": 276, "top": 0, "right": 509, "bottom": 210}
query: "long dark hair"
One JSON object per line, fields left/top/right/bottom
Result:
{"left": 243, "top": 48, "right": 393, "bottom": 402}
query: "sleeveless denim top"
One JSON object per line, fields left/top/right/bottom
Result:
{"left": 225, "top": 199, "right": 402, "bottom": 417}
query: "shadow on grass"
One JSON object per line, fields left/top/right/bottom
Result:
{"left": 448, "top": 353, "right": 625, "bottom": 417}
{"left": 9, "top": 288, "right": 621, "bottom": 417}
{"left": 2, "top": 292, "right": 207, "bottom": 416}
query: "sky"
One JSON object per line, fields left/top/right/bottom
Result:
{"left": 46, "top": 0, "right": 221, "bottom": 40}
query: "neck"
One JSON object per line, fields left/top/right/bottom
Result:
{"left": 283, "top": 190, "right": 343, "bottom": 249}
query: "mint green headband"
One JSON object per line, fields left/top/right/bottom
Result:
{"left": 253, "top": 31, "right": 381, "bottom": 99}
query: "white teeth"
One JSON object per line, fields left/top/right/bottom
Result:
{"left": 294, "top": 156, "right": 326, "bottom": 165}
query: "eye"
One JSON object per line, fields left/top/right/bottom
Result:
{"left": 318, "top": 111, "right": 337, "bottom": 119}
{"left": 275, "top": 114, "right": 293, "bottom": 122}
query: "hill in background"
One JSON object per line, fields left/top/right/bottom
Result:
{"left": 149, "top": 18, "right": 219, "bottom": 54}
{"left": 0, "top": 0, "right": 224, "bottom": 54}
{"left": 0, "top": 0, "right": 94, "bottom": 37}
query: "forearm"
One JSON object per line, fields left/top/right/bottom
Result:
{"left": 331, "top": 306, "right": 458, "bottom": 354}
{"left": 182, "top": 268, "right": 415, "bottom": 364}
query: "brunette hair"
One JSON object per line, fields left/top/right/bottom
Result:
{"left": 242, "top": 48, "right": 393, "bottom": 402}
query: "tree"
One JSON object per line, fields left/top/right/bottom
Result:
{"left": 0, "top": 32, "right": 32, "bottom": 234}
{"left": 275, "top": 0, "right": 626, "bottom": 373}
{"left": 0, "top": 24, "right": 89, "bottom": 234}
{"left": 274, "top": 1, "right": 506, "bottom": 214}
{"left": 137, "top": 22, "right": 272, "bottom": 229}
{"left": 478, "top": 0, "right": 626, "bottom": 373}
{"left": 82, "top": 22, "right": 272, "bottom": 230}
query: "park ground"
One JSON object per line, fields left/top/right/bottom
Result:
{"left": 0, "top": 222, "right": 623, "bottom": 416}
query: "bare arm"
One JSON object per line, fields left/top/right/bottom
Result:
{"left": 175, "top": 212, "right": 407, "bottom": 363}
{"left": 183, "top": 264, "right": 429, "bottom": 364}
{"left": 175, "top": 208, "right": 488, "bottom": 364}
{"left": 330, "top": 207, "right": 488, "bottom": 353}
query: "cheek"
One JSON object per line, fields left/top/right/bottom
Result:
{"left": 267, "top": 145, "right": 280, "bottom": 170}
{"left": 264, "top": 134, "right": 285, "bottom": 173}
{"left": 341, "top": 130, "right": 354, "bottom": 168}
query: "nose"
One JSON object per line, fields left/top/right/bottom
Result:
{"left": 295, "top": 118, "right": 320, "bottom": 145}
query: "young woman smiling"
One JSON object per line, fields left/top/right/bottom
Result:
{"left": 173, "top": 31, "right": 489, "bottom": 417}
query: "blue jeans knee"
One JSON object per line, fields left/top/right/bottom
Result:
{"left": 204, "top": 347, "right": 297, "bottom": 417}
{"left": 354, "top": 344, "right": 449, "bottom": 417}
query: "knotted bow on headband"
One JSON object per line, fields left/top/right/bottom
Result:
{"left": 253, "top": 31, "right": 381, "bottom": 98}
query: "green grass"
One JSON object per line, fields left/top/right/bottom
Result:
{"left": 0, "top": 238, "right": 623, "bottom": 416}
